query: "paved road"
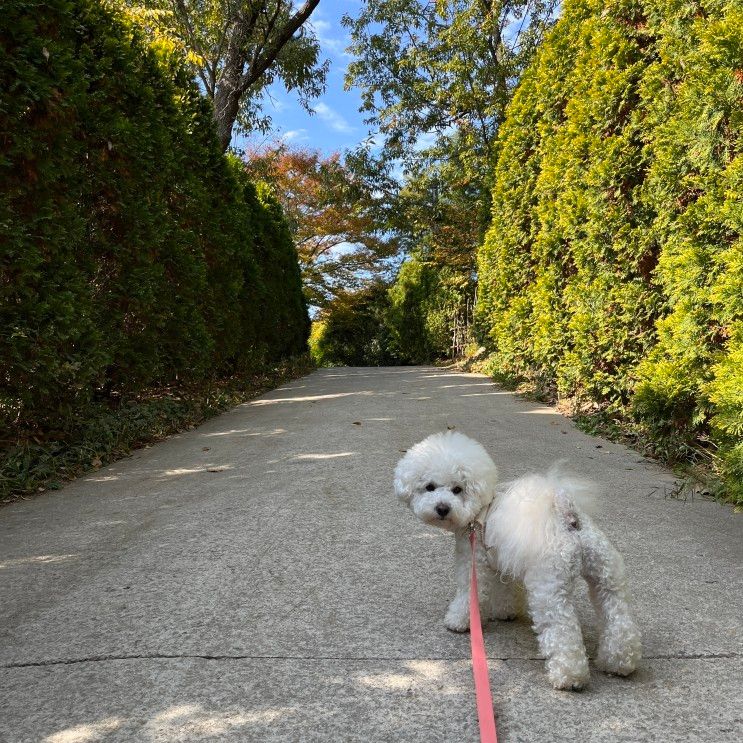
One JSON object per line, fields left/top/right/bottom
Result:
{"left": 1, "top": 367, "right": 741, "bottom": 743}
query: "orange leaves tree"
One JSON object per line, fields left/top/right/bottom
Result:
{"left": 243, "top": 143, "right": 400, "bottom": 307}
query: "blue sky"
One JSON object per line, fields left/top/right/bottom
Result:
{"left": 241, "top": 0, "right": 371, "bottom": 156}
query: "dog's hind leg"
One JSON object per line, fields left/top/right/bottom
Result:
{"left": 524, "top": 559, "right": 590, "bottom": 690}
{"left": 579, "top": 518, "right": 641, "bottom": 676}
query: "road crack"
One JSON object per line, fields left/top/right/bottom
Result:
{"left": 3, "top": 651, "right": 741, "bottom": 669}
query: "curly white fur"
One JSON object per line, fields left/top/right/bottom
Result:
{"left": 394, "top": 431, "right": 642, "bottom": 691}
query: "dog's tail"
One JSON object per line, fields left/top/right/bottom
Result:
{"left": 484, "top": 465, "right": 597, "bottom": 578}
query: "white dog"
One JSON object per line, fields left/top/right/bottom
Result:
{"left": 394, "top": 431, "right": 641, "bottom": 690}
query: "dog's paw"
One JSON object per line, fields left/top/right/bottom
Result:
{"left": 444, "top": 610, "right": 470, "bottom": 633}
{"left": 547, "top": 656, "right": 590, "bottom": 692}
{"left": 444, "top": 616, "right": 470, "bottom": 633}
{"left": 596, "top": 644, "right": 641, "bottom": 677}
{"left": 596, "top": 624, "right": 642, "bottom": 676}
{"left": 552, "top": 677, "right": 587, "bottom": 692}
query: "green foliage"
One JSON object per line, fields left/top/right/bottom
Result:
{"left": 344, "top": 1, "right": 558, "bottom": 277}
{"left": 344, "top": 0, "right": 557, "bottom": 171}
{"left": 387, "top": 257, "right": 473, "bottom": 364}
{"left": 477, "top": 0, "right": 743, "bottom": 502}
{"left": 309, "top": 283, "right": 395, "bottom": 367}
{"left": 0, "top": 0, "right": 308, "bottom": 440}
{"left": 120, "top": 0, "right": 328, "bottom": 139}
{"left": 310, "top": 256, "right": 474, "bottom": 367}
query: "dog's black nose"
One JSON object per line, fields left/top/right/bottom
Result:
{"left": 435, "top": 504, "right": 450, "bottom": 518}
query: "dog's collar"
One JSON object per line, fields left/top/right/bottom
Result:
{"left": 469, "top": 500, "right": 493, "bottom": 539}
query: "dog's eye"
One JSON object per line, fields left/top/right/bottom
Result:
{"left": 452, "top": 485, "right": 463, "bottom": 495}
{"left": 425, "top": 482, "right": 436, "bottom": 492}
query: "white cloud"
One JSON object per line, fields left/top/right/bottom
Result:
{"left": 310, "top": 19, "right": 351, "bottom": 58}
{"left": 312, "top": 19, "right": 332, "bottom": 34}
{"left": 282, "top": 129, "right": 309, "bottom": 142}
{"left": 313, "top": 102, "right": 355, "bottom": 134}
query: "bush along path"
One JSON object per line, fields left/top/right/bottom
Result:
{"left": 473, "top": 0, "right": 743, "bottom": 505}
{"left": 0, "top": 0, "right": 311, "bottom": 501}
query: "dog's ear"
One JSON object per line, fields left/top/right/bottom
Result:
{"left": 460, "top": 462, "right": 498, "bottom": 503}
{"left": 393, "top": 458, "right": 415, "bottom": 503}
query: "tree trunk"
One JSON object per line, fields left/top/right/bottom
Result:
{"left": 213, "top": 0, "right": 321, "bottom": 153}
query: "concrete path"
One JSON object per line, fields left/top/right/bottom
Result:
{"left": 1, "top": 367, "right": 741, "bottom": 743}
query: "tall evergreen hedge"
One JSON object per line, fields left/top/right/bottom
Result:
{"left": 476, "top": 0, "right": 742, "bottom": 501}
{"left": 1, "top": 0, "right": 308, "bottom": 435}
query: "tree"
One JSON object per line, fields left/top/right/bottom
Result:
{"left": 344, "top": 0, "right": 558, "bottom": 176}
{"left": 121, "top": 1, "right": 327, "bottom": 150}
{"left": 243, "top": 143, "right": 400, "bottom": 306}
{"left": 343, "top": 0, "right": 558, "bottom": 340}
{"left": 309, "top": 283, "right": 395, "bottom": 366}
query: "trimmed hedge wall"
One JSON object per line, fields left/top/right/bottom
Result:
{"left": 0, "top": 0, "right": 308, "bottom": 436}
{"left": 476, "top": 0, "right": 742, "bottom": 501}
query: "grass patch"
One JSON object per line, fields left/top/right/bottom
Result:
{"left": 572, "top": 410, "right": 733, "bottom": 505}
{"left": 1, "top": 356, "right": 313, "bottom": 505}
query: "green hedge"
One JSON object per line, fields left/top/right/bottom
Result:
{"left": 386, "top": 257, "right": 472, "bottom": 364}
{"left": 0, "top": 0, "right": 308, "bottom": 437}
{"left": 309, "top": 283, "right": 394, "bottom": 366}
{"left": 476, "top": 0, "right": 742, "bottom": 502}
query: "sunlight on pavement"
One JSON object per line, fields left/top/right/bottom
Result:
{"left": 458, "top": 392, "right": 513, "bottom": 397}
{"left": 292, "top": 452, "right": 355, "bottom": 460}
{"left": 357, "top": 660, "right": 463, "bottom": 694}
{"left": 201, "top": 427, "right": 287, "bottom": 438}
{"left": 44, "top": 717, "right": 122, "bottom": 742}
{"left": 0, "top": 554, "right": 79, "bottom": 569}
{"left": 250, "top": 391, "right": 374, "bottom": 405}
{"left": 144, "top": 704, "right": 296, "bottom": 739}
{"left": 161, "top": 465, "right": 234, "bottom": 477}
{"left": 437, "top": 382, "right": 497, "bottom": 389}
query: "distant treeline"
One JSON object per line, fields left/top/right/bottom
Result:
{"left": 310, "top": 261, "right": 472, "bottom": 367}
{"left": 0, "top": 0, "right": 309, "bottom": 438}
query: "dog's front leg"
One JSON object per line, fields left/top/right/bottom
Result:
{"left": 444, "top": 530, "right": 472, "bottom": 631}
{"left": 445, "top": 530, "right": 489, "bottom": 632}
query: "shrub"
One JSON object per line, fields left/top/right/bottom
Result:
{"left": 310, "top": 283, "right": 395, "bottom": 366}
{"left": 477, "top": 0, "right": 742, "bottom": 502}
{"left": 0, "top": 0, "right": 308, "bottom": 439}
{"left": 386, "top": 257, "right": 473, "bottom": 364}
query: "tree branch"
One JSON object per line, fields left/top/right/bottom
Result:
{"left": 236, "top": 0, "right": 320, "bottom": 94}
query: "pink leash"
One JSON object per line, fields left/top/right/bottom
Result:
{"left": 469, "top": 528, "right": 498, "bottom": 743}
